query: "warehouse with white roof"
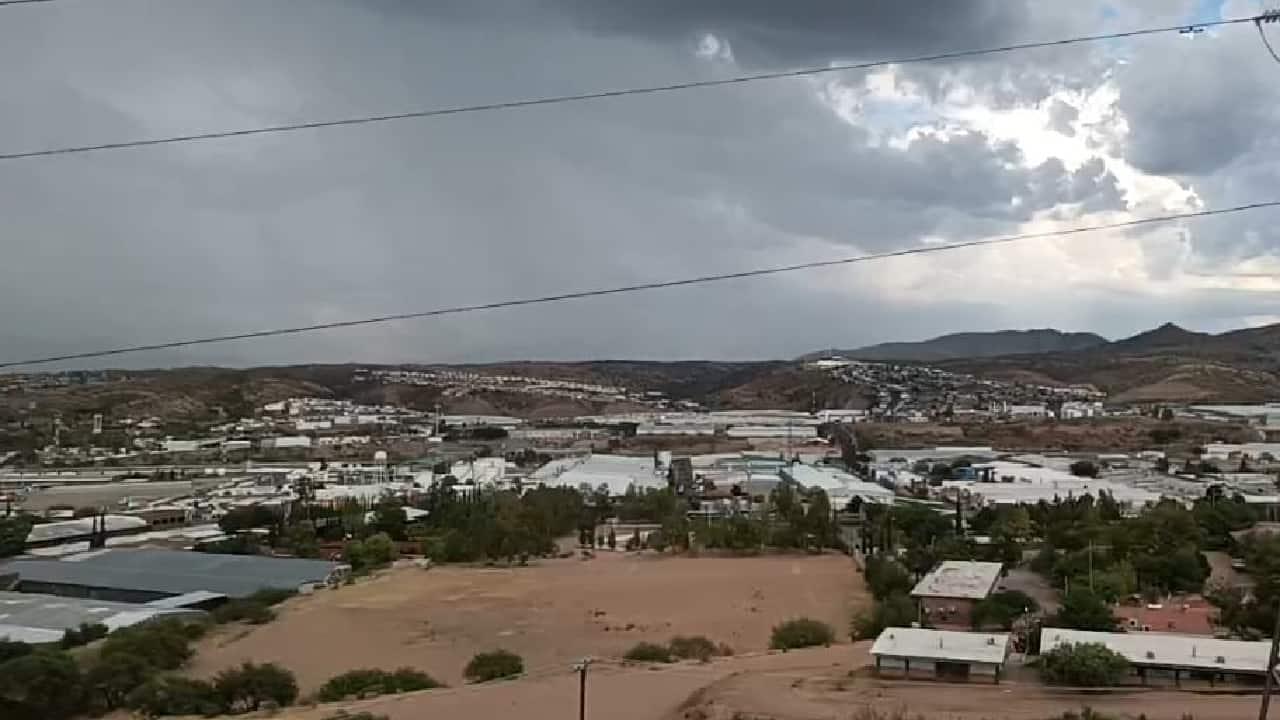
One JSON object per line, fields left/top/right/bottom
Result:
{"left": 529, "top": 454, "right": 665, "bottom": 496}
{"left": 1043, "top": 628, "right": 1271, "bottom": 687}
{"left": 871, "top": 627, "right": 1011, "bottom": 683}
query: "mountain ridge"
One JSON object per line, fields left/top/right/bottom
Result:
{"left": 819, "top": 328, "right": 1109, "bottom": 362}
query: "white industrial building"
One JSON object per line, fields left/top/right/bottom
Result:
{"left": 725, "top": 425, "right": 819, "bottom": 440}
{"left": 871, "top": 627, "right": 1011, "bottom": 683}
{"left": 781, "top": 463, "right": 895, "bottom": 507}
{"left": 943, "top": 461, "right": 1159, "bottom": 510}
{"left": 260, "top": 435, "right": 312, "bottom": 450}
{"left": 1043, "top": 629, "right": 1271, "bottom": 686}
{"left": 529, "top": 454, "right": 664, "bottom": 496}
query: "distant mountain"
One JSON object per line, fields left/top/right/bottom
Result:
{"left": 830, "top": 329, "right": 1109, "bottom": 362}
{"left": 1106, "top": 323, "right": 1211, "bottom": 354}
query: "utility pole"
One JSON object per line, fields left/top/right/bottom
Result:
{"left": 1260, "top": 602, "right": 1280, "bottom": 720}
{"left": 573, "top": 657, "right": 592, "bottom": 720}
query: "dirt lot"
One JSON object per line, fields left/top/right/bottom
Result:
{"left": 227, "top": 644, "right": 1265, "bottom": 720}
{"left": 189, "top": 552, "right": 866, "bottom": 692}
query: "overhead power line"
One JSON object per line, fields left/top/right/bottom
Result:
{"left": 0, "top": 0, "right": 57, "bottom": 6}
{"left": 0, "top": 16, "right": 1261, "bottom": 162}
{"left": 1257, "top": 10, "right": 1280, "bottom": 65}
{"left": 2, "top": 201, "right": 1276, "bottom": 370}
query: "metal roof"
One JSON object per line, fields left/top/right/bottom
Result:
{"left": 1043, "top": 629, "right": 1271, "bottom": 674}
{"left": 911, "top": 561, "right": 1003, "bottom": 600}
{"left": 0, "top": 590, "right": 204, "bottom": 640}
{"left": 871, "top": 627, "right": 1010, "bottom": 665}
{"left": 2, "top": 549, "right": 342, "bottom": 599}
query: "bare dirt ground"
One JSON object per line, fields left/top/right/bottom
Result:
{"left": 215, "top": 644, "right": 1264, "bottom": 720}
{"left": 189, "top": 552, "right": 866, "bottom": 692}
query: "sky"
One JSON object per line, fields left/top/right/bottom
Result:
{"left": 1, "top": 0, "right": 1279, "bottom": 368}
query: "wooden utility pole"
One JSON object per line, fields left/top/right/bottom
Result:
{"left": 574, "top": 657, "right": 592, "bottom": 720}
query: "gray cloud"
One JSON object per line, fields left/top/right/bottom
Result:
{"left": 1047, "top": 99, "right": 1079, "bottom": 136}
{"left": 0, "top": 0, "right": 1276, "bottom": 370}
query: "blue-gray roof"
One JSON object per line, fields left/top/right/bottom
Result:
{"left": 2, "top": 549, "right": 343, "bottom": 598}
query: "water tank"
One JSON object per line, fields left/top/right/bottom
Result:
{"left": 374, "top": 450, "right": 388, "bottom": 463}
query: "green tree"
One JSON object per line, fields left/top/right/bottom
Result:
{"left": 370, "top": 503, "right": 408, "bottom": 541}
{"left": 0, "top": 650, "right": 86, "bottom": 720}
{"left": 607, "top": 527, "right": 617, "bottom": 550}
{"left": 971, "top": 590, "right": 1038, "bottom": 630}
{"left": 1039, "top": 642, "right": 1130, "bottom": 686}
{"left": 213, "top": 662, "right": 298, "bottom": 713}
{"left": 126, "top": 676, "right": 223, "bottom": 718}
{"left": 99, "top": 620, "right": 194, "bottom": 670}
{"left": 464, "top": 650, "right": 524, "bottom": 683}
{"left": 85, "top": 652, "right": 154, "bottom": 712}
{"left": 1051, "top": 588, "right": 1117, "bottom": 631}
{"left": 851, "top": 591, "right": 917, "bottom": 640}
{"left": 0, "top": 514, "right": 34, "bottom": 557}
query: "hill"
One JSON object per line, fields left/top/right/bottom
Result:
{"left": 823, "top": 329, "right": 1108, "bottom": 362}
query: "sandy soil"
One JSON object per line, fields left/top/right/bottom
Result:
{"left": 212, "top": 644, "right": 1265, "bottom": 720}
{"left": 189, "top": 552, "right": 866, "bottom": 692}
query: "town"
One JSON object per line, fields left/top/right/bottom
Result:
{"left": 2, "top": 359, "right": 1280, "bottom": 719}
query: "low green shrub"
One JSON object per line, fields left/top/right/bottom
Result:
{"left": 769, "top": 618, "right": 834, "bottom": 650}
{"left": 668, "top": 635, "right": 718, "bottom": 662}
{"left": 317, "top": 667, "right": 442, "bottom": 702}
{"left": 463, "top": 650, "right": 524, "bottom": 683}
{"left": 623, "top": 642, "right": 673, "bottom": 663}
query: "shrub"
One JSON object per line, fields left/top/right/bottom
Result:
{"left": 0, "top": 639, "right": 33, "bottom": 663}
{"left": 850, "top": 591, "right": 916, "bottom": 640}
{"left": 211, "top": 599, "right": 276, "bottom": 625}
{"left": 624, "top": 642, "right": 673, "bottom": 663}
{"left": 0, "top": 650, "right": 86, "bottom": 720}
{"left": 322, "top": 712, "right": 390, "bottom": 720}
{"left": 317, "top": 668, "right": 442, "bottom": 702}
{"left": 248, "top": 588, "right": 297, "bottom": 606}
{"left": 100, "top": 620, "right": 194, "bottom": 671}
{"left": 463, "top": 650, "right": 524, "bottom": 683}
{"left": 1039, "top": 642, "right": 1130, "bottom": 687}
{"left": 668, "top": 635, "right": 719, "bottom": 662}
{"left": 126, "top": 676, "right": 223, "bottom": 718}
{"left": 85, "top": 652, "right": 154, "bottom": 712}
{"left": 770, "top": 618, "right": 835, "bottom": 650}
{"left": 213, "top": 661, "right": 299, "bottom": 713}
{"left": 60, "top": 622, "right": 109, "bottom": 649}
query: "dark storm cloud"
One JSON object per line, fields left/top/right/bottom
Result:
{"left": 0, "top": 0, "right": 1275, "bottom": 369}
{"left": 533, "top": 0, "right": 1034, "bottom": 66}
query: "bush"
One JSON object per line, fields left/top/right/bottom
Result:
{"left": 322, "top": 712, "right": 390, "bottom": 720}
{"left": 0, "top": 639, "right": 32, "bottom": 663}
{"left": 0, "top": 650, "right": 86, "bottom": 720}
{"left": 1040, "top": 642, "right": 1130, "bottom": 687}
{"left": 317, "top": 668, "right": 442, "bottom": 702}
{"left": 850, "top": 591, "right": 916, "bottom": 640}
{"left": 126, "top": 676, "right": 223, "bottom": 718}
{"left": 463, "top": 650, "right": 524, "bottom": 683}
{"left": 864, "top": 556, "right": 913, "bottom": 601}
{"left": 211, "top": 599, "right": 276, "bottom": 625}
{"left": 668, "top": 635, "right": 719, "bottom": 662}
{"left": 213, "top": 661, "right": 298, "bottom": 713}
{"left": 624, "top": 642, "right": 673, "bottom": 663}
{"left": 100, "top": 620, "right": 194, "bottom": 670}
{"left": 60, "top": 622, "right": 109, "bottom": 649}
{"left": 85, "top": 652, "right": 154, "bottom": 712}
{"left": 769, "top": 618, "right": 835, "bottom": 650}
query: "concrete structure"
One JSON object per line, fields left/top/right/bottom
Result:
{"left": 2, "top": 548, "right": 346, "bottom": 603}
{"left": 1043, "top": 628, "right": 1271, "bottom": 686}
{"left": 724, "top": 425, "right": 819, "bottom": 440}
{"left": 260, "top": 435, "right": 312, "bottom": 450}
{"left": 871, "top": 627, "right": 1011, "bottom": 683}
{"left": 911, "top": 561, "right": 1003, "bottom": 627}
{"left": 24, "top": 515, "right": 150, "bottom": 549}
{"left": 0, "top": 590, "right": 206, "bottom": 644}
